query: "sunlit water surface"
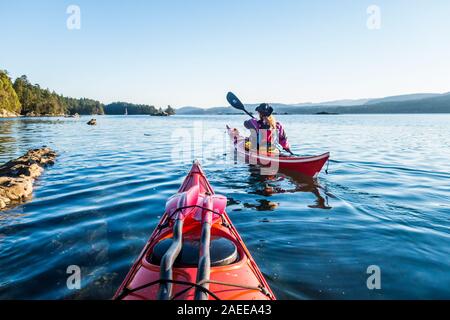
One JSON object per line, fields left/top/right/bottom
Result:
{"left": 0, "top": 114, "right": 449, "bottom": 299}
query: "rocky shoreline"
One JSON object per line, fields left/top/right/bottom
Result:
{"left": 0, "top": 109, "right": 20, "bottom": 118}
{"left": 0, "top": 109, "right": 70, "bottom": 118}
{"left": 0, "top": 147, "right": 57, "bottom": 210}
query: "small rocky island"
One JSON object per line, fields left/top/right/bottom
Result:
{"left": 0, "top": 147, "right": 57, "bottom": 210}
{"left": 150, "top": 111, "right": 169, "bottom": 116}
{"left": 150, "top": 106, "right": 175, "bottom": 117}
{"left": 315, "top": 111, "right": 339, "bottom": 115}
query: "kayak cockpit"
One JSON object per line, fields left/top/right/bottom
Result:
{"left": 148, "top": 236, "right": 239, "bottom": 267}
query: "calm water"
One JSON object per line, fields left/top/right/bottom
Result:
{"left": 0, "top": 114, "right": 449, "bottom": 299}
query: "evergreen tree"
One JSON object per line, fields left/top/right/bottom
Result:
{"left": 0, "top": 70, "right": 21, "bottom": 114}
{"left": 13, "top": 74, "right": 104, "bottom": 115}
{"left": 104, "top": 102, "right": 158, "bottom": 115}
{"left": 165, "top": 105, "right": 176, "bottom": 115}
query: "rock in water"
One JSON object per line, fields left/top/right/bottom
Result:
{"left": 0, "top": 177, "right": 33, "bottom": 201}
{"left": 87, "top": 119, "right": 97, "bottom": 125}
{"left": 0, "top": 147, "right": 57, "bottom": 211}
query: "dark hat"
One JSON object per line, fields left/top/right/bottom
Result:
{"left": 255, "top": 103, "right": 273, "bottom": 117}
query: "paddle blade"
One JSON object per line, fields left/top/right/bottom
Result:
{"left": 226, "top": 92, "right": 246, "bottom": 111}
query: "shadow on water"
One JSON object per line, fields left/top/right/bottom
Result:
{"left": 242, "top": 165, "right": 332, "bottom": 211}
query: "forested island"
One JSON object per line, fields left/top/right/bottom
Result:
{"left": 0, "top": 70, "right": 175, "bottom": 117}
{"left": 104, "top": 102, "right": 175, "bottom": 116}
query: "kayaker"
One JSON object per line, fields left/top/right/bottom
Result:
{"left": 243, "top": 103, "right": 292, "bottom": 154}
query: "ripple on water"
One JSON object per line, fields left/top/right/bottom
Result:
{"left": 0, "top": 115, "right": 449, "bottom": 299}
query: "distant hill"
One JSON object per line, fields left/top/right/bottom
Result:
{"left": 364, "top": 93, "right": 442, "bottom": 105}
{"left": 176, "top": 106, "right": 206, "bottom": 115}
{"left": 177, "top": 106, "right": 242, "bottom": 115}
{"left": 291, "top": 98, "right": 371, "bottom": 107}
{"left": 176, "top": 92, "right": 450, "bottom": 115}
{"left": 352, "top": 93, "right": 450, "bottom": 113}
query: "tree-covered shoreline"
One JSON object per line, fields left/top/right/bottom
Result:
{"left": 104, "top": 102, "right": 175, "bottom": 116}
{"left": 0, "top": 70, "right": 175, "bottom": 117}
{"left": 0, "top": 71, "right": 105, "bottom": 116}
{"left": 0, "top": 71, "right": 21, "bottom": 116}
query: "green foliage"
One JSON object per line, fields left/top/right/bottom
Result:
{"left": 62, "top": 97, "right": 104, "bottom": 115}
{"left": 3, "top": 71, "right": 172, "bottom": 117}
{"left": 165, "top": 105, "right": 176, "bottom": 115}
{"left": 104, "top": 102, "right": 158, "bottom": 115}
{"left": 13, "top": 75, "right": 104, "bottom": 115}
{"left": 0, "top": 70, "right": 21, "bottom": 114}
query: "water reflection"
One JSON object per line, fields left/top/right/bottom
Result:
{"left": 245, "top": 165, "right": 332, "bottom": 210}
{"left": 0, "top": 120, "right": 17, "bottom": 157}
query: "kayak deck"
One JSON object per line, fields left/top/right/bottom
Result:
{"left": 226, "top": 125, "right": 330, "bottom": 178}
{"left": 114, "top": 161, "right": 275, "bottom": 300}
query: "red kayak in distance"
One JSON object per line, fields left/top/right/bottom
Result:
{"left": 114, "top": 161, "right": 275, "bottom": 300}
{"left": 227, "top": 125, "right": 330, "bottom": 178}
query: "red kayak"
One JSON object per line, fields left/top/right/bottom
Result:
{"left": 114, "top": 161, "right": 275, "bottom": 300}
{"left": 227, "top": 125, "right": 330, "bottom": 178}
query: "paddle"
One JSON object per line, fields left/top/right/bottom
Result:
{"left": 226, "top": 92, "right": 295, "bottom": 156}
{"left": 226, "top": 92, "right": 255, "bottom": 119}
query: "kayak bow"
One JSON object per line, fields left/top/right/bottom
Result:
{"left": 114, "top": 161, "right": 275, "bottom": 300}
{"left": 227, "top": 125, "right": 330, "bottom": 178}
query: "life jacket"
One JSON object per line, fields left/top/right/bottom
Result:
{"left": 244, "top": 119, "right": 278, "bottom": 153}
{"left": 243, "top": 119, "right": 290, "bottom": 153}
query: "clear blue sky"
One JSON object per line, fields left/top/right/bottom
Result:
{"left": 1, "top": 0, "right": 450, "bottom": 108}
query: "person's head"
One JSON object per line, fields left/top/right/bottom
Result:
{"left": 255, "top": 103, "right": 276, "bottom": 129}
{"left": 255, "top": 103, "right": 273, "bottom": 119}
